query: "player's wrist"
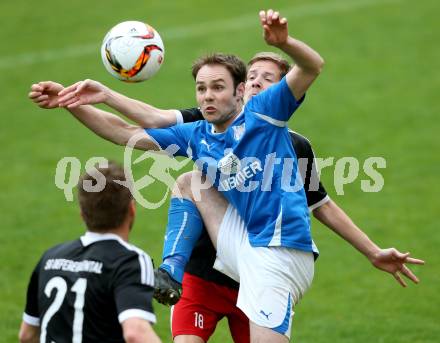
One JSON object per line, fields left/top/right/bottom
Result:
{"left": 275, "top": 36, "right": 294, "bottom": 50}
{"left": 105, "top": 88, "right": 121, "bottom": 107}
{"left": 366, "top": 246, "right": 382, "bottom": 264}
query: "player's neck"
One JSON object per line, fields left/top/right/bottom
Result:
{"left": 98, "top": 225, "right": 130, "bottom": 242}
{"left": 213, "top": 106, "right": 243, "bottom": 133}
{"left": 115, "top": 229, "right": 129, "bottom": 242}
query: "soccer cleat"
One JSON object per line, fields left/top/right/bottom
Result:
{"left": 154, "top": 268, "right": 182, "bottom": 306}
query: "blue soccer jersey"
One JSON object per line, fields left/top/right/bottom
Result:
{"left": 146, "top": 77, "right": 316, "bottom": 253}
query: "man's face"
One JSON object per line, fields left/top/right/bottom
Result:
{"left": 196, "top": 64, "right": 243, "bottom": 131}
{"left": 244, "top": 60, "right": 281, "bottom": 103}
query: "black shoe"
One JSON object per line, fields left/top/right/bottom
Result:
{"left": 154, "top": 268, "right": 182, "bottom": 306}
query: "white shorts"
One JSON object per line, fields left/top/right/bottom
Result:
{"left": 213, "top": 205, "right": 314, "bottom": 338}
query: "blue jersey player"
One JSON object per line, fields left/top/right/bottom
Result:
{"left": 142, "top": 54, "right": 317, "bottom": 341}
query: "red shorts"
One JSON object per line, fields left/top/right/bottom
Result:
{"left": 171, "top": 273, "right": 249, "bottom": 342}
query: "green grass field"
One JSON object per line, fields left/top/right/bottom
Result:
{"left": 1, "top": 0, "right": 438, "bottom": 341}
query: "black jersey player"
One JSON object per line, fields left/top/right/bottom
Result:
{"left": 19, "top": 162, "right": 162, "bottom": 343}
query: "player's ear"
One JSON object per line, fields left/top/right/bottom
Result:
{"left": 126, "top": 200, "right": 136, "bottom": 231}
{"left": 129, "top": 199, "right": 136, "bottom": 217}
{"left": 236, "top": 82, "right": 245, "bottom": 100}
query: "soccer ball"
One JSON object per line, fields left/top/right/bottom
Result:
{"left": 101, "top": 21, "right": 165, "bottom": 82}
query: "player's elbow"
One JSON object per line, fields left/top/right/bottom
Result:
{"left": 317, "top": 55, "right": 325, "bottom": 71}
{"left": 18, "top": 325, "right": 39, "bottom": 343}
{"left": 309, "top": 56, "right": 325, "bottom": 75}
{"left": 114, "top": 134, "right": 130, "bottom": 147}
{"left": 304, "top": 55, "right": 325, "bottom": 76}
{"left": 112, "top": 125, "right": 142, "bottom": 147}
{"left": 123, "top": 327, "right": 162, "bottom": 343}
{"left": 18, "top": 334, "right": 33, "bottom": 343}
{"left": 123, "top": 330, "right": 142, "bottom": 343}
{"left": 18, "top": 331, "right": 27, "bottom": 343}
{"left": 122, "top": 318, "right": 162, "bottom": 343}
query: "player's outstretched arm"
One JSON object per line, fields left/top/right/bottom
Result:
{"left": 28, "top": 82, "right": 158, "bottom": 150}
{"left": 259, "top": 9, "right": 324, "bottom": 100}
{"left": 122, "top": 318, "right": 162, "bottom": 343}
{"left": 64, "top": 104, "right": 160, "bottom": 150}
{"left": 58, "top": 79, "right": 178, "bottom": 128}
{"left": 313, "top": 200, "right": 425, "bottom": 287}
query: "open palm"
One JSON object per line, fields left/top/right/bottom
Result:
{"left": 259, "top": 10, "right": 288, "bottom": 47}
{"left": 371, "top": 248, "right": 424, "bottom": 287}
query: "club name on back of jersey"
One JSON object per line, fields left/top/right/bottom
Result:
{"left": 44, "top": 258, "right": 103, "bottom": 274}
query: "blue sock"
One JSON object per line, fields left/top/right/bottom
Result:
{"left": 160, "top": 197, "right": 203, "bottom": 284}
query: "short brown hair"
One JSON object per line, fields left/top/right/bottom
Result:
{"left": 248, "top": 52, "right": 291, "bottom": 79}
{"left": 77, "top": 161, "right": 133, "bottom": 231}
{"left": 191, "top": 53, "right": 247, "bottom": 89}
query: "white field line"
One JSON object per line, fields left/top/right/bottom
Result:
{"left": 0, "top": 0, "right": 401, "bottom": 69}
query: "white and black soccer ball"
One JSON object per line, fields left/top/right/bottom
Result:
{"left": 101, "top": 21, "right": 165, "bottom": 82}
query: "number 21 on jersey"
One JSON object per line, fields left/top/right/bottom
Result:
{"left": 41, "top": 277, "right": 87, "bottom": 343}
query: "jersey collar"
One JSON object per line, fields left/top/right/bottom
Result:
{"left": 80, "top": 231, "right": 125, "bottom": 247}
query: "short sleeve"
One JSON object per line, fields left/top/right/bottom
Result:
{"left": 145, "top": 122, "right": 196, "bottom": 157}
{"left": 304, "top": 150, "right": 329, "bottom": 210}
{"left": 180, "top": 108, "right": 204, "bottom": 123}
{"left": 113, "top": 253, "right": 156, "bottom": 324}
{"left": 23, "top": 262, "right": 41, "bottom": 326}
{"left": 247, "top": 77, "right": 304, "bottom": 123}
{"left": 288, "top": 131, "right": 328, "bottom": 209}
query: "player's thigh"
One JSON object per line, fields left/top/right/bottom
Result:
{"left": 213, "top": 205, "right": 247, "bottom": 282}
{"left": 195, "top": 188, "right": 228, "bottom": 250}
{"left": 174, "top": 335, "right": 205, "bottom": 343}
{"left": 180, "top": 171, "right": 229, "bottom": 249}
{"left": 249, "top": 321, "right": 289, "bottom": 343}
{"left": 171, "top": 282, "right": 221, "bottom": 342}
{"left": 227, "top": 307, "right": 250, "bottom": 343}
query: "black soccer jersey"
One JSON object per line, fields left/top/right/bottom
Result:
{"left": 180, "top": 107, "right": 329, "bottom": 288}
{"left": 23, "top": 232, "right": 155, "bottom": 343}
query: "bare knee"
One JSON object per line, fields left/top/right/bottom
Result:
{"left": 172, "top": 171, "right": 199, "bottom": 200}
{"left": 172, "top": 171, "right": 212, "bottom": 202}
{"left": 172, "top": 171, "right": 228, "bottom": 249}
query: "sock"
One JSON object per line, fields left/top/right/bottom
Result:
{"left": 160, "top": 197, "right": 203, "bottom": 283}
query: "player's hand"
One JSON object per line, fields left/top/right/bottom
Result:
{"left": 259, "top": 9, "right": 289, "bottom": 48}
{"left": 370, "top": 248, "right": 424, "bottom": 287}
{"left": 58, "top": 79, "right": 110, "bottom": 108}
{"left": 29, "top": 81, "right": 64, "bottom": 109}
